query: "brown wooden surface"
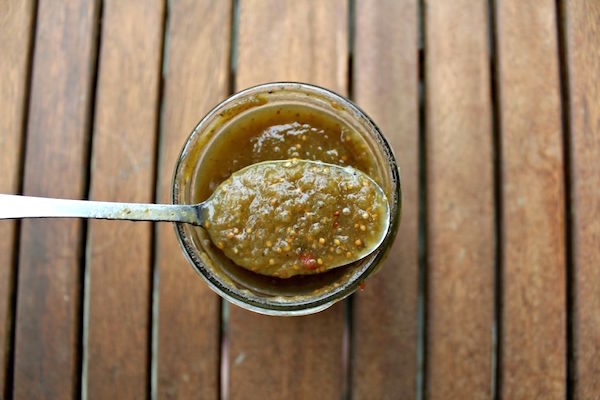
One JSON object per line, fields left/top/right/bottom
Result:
{"left": 155, "top": 1, "right": 231, "bottom": 398}
{"left": 236, "top": 0, "right": 347, "bottom": 91}
{"left": 425, "top": 0, "right": 495, "bottom": 398}
{"left": 563, "top": 1, "right": 600, "bottom": 398}
{"left": 495, "top": 1, "right": 566, "bottom": 398}
{"left": 228, "top": 1, "right": 347, "bottom": 399}
{"left": 0, "top": 1, "right": 35, "bottom": 397}
{"left": 3, "top": 1, "right": 600, "bottom": 398}
{"left": 13, "top": 1, "right": 100, "bottom": 399}
{"left": 84, "top": 1, "right": 164, "bottom": 398}
{"left": 352, "top": 0, "right": 419, "bottom": 398}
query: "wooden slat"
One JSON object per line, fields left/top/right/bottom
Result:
{"left": 0, "top": 0, "right": 35, "bottom": 397}
{"left": 352, "top": 0, "right": 419, "bottom": 398}
{"left": 425, "top": 0, "right": 495, "bottom": 397}
{"left": 563, "top": 1, "right": 600, "bottom": 398}
{"left": 236, "top": 0, "right": 347, "bottom": 91}
{"left": 228, "top": 1, "right": 347, "bottom": 398}
{"left": 155, "top": 1, "right": 231, "bottom": 398}
{"left": 83, "top": 1, "right": 165, "bottom": 398}
{"left": 13, "top": 1, "right": 100, "bottom": 399}
{"left": 495, "top": 1, "right": 566, "bottom": 398}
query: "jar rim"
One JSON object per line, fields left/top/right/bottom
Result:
{"left": 172, "top": 82, "right": 401, "bottom": 315}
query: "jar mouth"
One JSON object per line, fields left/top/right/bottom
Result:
{"left": 172, "top": 82, "right": 401, "bottom": 316}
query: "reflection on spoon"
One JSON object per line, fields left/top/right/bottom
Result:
{"left": 0, "top": 160, "right": 390, "bottom": 277}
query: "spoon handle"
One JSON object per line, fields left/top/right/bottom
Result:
{"left": 0, "top": 194, "right": 203, "bottom": 226}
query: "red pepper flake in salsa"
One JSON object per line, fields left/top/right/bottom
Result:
{"left": 299, "top": 252, "right": 318, "bottom": 270}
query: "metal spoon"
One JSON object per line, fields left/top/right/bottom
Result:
{"left": 0, "top": 160, "right": 390, "bottom": 275}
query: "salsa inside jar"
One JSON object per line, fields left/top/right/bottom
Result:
{"left": 194, "top": 103, "right": 383, "bottom": 281}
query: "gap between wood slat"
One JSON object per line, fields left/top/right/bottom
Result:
{"left": 343, "top": 1, "right": 355, "bottom": 399}
{"left": 220, "top": 2, "right": 239, "bottom": 399}
{"left": 343, "top": 297, "right": 353, "bottom": 400}
{"left": 220, "top": 301, "right": 230, "bottom": 400}
{"left": 80, "top": 2, "right": 105, "bottom": 398}
{"left": 4, "top": 1, "right": 40, "bottom": 398}
{"left": 554, "top": 1, "right": 574, "bottom": 398}
{"left": 346, "top": 0, "right": 355, "bottom": 100}
{"left": 416, "top": 0, "right": 427, "bottom": 399}
{"left": 150, "top": 255, "right": 160, "bottom": 400}
{"left": 228, "top": 0, "right": 239, "bottom": 96}
{"left": 150, "top": 2, "right": 170, "bottom": 398}
{"left": 148, "top": 3, "right": 170, "bottom": 400}
{"left": 488, "top": 0, "right": 503, "bottom": 399}
{"left": 11, "top": 0, "right": 38, "bottom": 193}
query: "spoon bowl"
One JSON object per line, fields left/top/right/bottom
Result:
{"left": 202, "top": 159, "right": 390, "bottom": 277}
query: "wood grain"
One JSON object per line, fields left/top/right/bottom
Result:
{"left": 236, "top": 0, "right": 347, "bottom": 92}
{"left": 352, "top": 0, "right": 419, "bottom": 398}
{"left": 228, "top": 1, "right": 347, "bottom": 399}
{"left": 425, "top": 0, "right": 495, "bottom": 398}
{"left": 155, "top": 1, "right": 231, "bottom": 398}
{"left": 495, "top": 1, "right": 566, "bottom": 398}
{"left": 0, "top": 1, "right": 35, "bottom": 396}
{"left": 563, "top": 1, "right": 600, "bottom": 398}
{"left": 13, "top": 1, "right": 100, "bottom": 399}
{"left": 83, "top": 1, "right": 165, "bottom": 398}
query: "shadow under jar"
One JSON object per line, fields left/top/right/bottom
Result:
{"left": 173, "top": 82, "right": 401, "bottom": 315}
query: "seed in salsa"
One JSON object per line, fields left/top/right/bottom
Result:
{"left": 203, "top": 159, "right": 389, "bottom": 278}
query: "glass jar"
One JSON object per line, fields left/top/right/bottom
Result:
{"left": 172, "top": 82, "right": 401, "bottom": 315}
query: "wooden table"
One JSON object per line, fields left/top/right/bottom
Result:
{"left": 1, "top": 1, "right": 598, "bottom": 399}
